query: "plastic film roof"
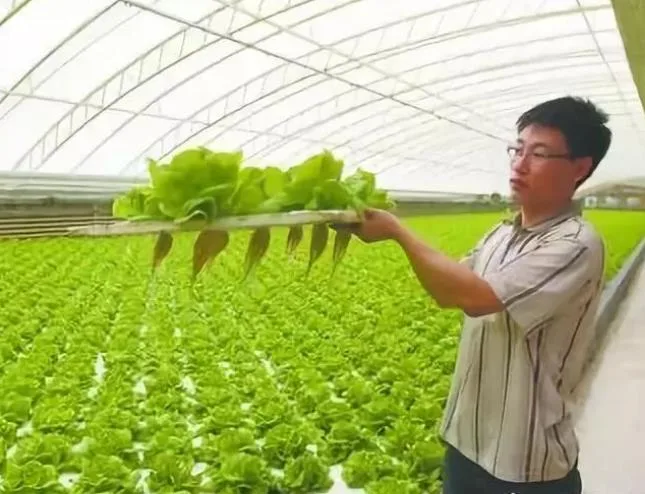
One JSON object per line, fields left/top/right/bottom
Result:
{"left": 1, "top": 0, "right": 644, "bottom": 195}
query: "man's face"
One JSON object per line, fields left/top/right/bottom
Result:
{"left": 507, "top": 124, "right": 589, "bottom": 208}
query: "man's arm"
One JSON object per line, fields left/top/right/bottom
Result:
{"left": 394, "top": 227, "right": 503, "bottom": 317}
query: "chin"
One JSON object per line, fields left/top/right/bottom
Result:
{"left": 509, "top": 188, "right": 521, "bottom": 202}
{"left": 509, "top": 189, "right": 527, "bottom": 208}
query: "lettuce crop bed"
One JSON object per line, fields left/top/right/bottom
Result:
{"left": 0, "top": 211, "right": 642, "bottom": 493}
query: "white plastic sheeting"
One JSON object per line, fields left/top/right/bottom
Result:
{"left": 0, "top": 0, "right": 643, "bottom": 194}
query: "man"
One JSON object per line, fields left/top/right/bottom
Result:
{"left": 340, "top": 96, "right": 612, "bottom": 493}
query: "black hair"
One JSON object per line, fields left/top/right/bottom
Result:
{"left": 516, "top": 96, "right": 612, "bottom": 186}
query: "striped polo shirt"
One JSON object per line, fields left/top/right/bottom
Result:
{"left": 440, "top": 204, "right": 605, "bottom": 483}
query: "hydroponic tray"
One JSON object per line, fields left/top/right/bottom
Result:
{"left": 67, "top": 210, "right": 362, "bottom": 237}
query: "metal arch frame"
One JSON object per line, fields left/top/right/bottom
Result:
{"left": 430, "top": 79, "right": 631, "bottom": 120}
{"left": 374, "top": 125, "right": 498, "bottom": 167}
{"left": 128, "top": 3, "right": 612, "bottom": 171}
{"left": 350, "top": 124, "right": 493, "bottom": 176}
{"left": 109, "top": 1, "right": 616, "bottom": 175}
{"left": 228, "top": 34, "right": 608, "bottom": 160}
{"left": 114, "top": 0, "right": 540, "bottom": 172}
{"left": 204, "top": 45, "right": 607, "bottom": 167}
{"left": 352, "top": 27, "right": 615, "bottom": 95}
{"left": 494, "top": 104, "right": 640, "bottom": 126}
{"left": 215, "top": 119, "right": 468, "bottom": 170}
{"left": 394, "top": 147, "right": 495, "bottom": 178}
{"left": 311, "top": 74, "right": 637, "bottom": 177}
{"left": 269, "top": 110, "right": 489, "bottom": 178}
{"left": 455, "top": 77, "right": 635, "bottom": 104}
{"left": 0, "top": 0, "right": 159, "bottom": 120}
{"left": 345, "top": 139, "right": 500, "bottom": 180}
{"left": 114, "top": 1, "right": 548, "bottom": 175}
{"left": 12, "top": 0, "right": 478, "bottom": 173}
{"left": 398, "top": 50, "right": 603, "bottom": 95}
{"left": 7, "top": 0, "right": 621, "bottom": 176}
{"left": 10, "top": 0, "right": 327, "bottom": 171}
{"left": 0, "top": 87, "right": 219, "bottom": 126}
{"left": 377, "top": 156, "right": 500, "bottom": 185}
{"left": 231, "top": 49, "right": 618, "bottom": 163}
{"left": 0, "top": 0, "right": 32, "bottom": 29}
{"left": 211, "top": 116, "right": 484, "bottom": 169}
{"left": 347, "top": 77, "right": 633, "bottom": 172}
{"left": 252, "top": 69, "right": 622, "bottom": 168}
{"left": 489, "top": 97, "right": 633, "bottom": 122}
{"left": 160, "top": 56, "right": 597, "bottom": 179}
{"left": 404, "top": 161, "right": 500, "bottom": 181}
{"left": 194, "top": 30, "right": 604, "bottom": 164}
{"left": 238, "top": 50, "right": 605, "bottom": 164}
{"left": 316, "top": 3, "right": 612, "bottom": 72}
{"left": 255, "top": 69, "right": 622, "bottom": 168}
{"left": 0, "top": 1, "right": 119, "bottom": 114}
{"left": 333, "top": 116, "right": 474, "bottom": 173}
{"left": 7, "top": 93, "right": 460, "bottom": 174}
{"left": 9, "top": 1, "right": 239, "bottom": 171}
{"left": 476, "top": 76, "right": 640, "bottom": 115}
{"left": 332, "top": 144, "right": 482, "bottom": 176}
{"left": 281, "top": 114, "right": 494, "bottom": 179}
{"left": 217, "top": 0, "right": 512, "bottom": 136}
{"left": 76, "top": 2, "right": 614, "bottom": 176}
{"left": 75, "top": 0, "right": 361, "bottom": 175}
{"left": 414, "top": 57, "right": 615, "bottom": 102}
{"left": 381, "top": 160, "right": 499, "bottom": 185}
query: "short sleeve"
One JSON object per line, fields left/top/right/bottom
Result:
{"left": 459, "top": 252, "right": 475, "bottom": 269}
{"left": 483, "top": 239, "right": 595, "bottom": 334}
{"left": 459, "top": 223, "right": 503, "bottom": 271}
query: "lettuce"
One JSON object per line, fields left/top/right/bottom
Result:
{"left": 366, "top": 477, "right": 422, "bottom": 494}
{"left": 326, "top": 421, "right": 376, "bottom": 464}
{"left": 112, "top": 186, "right": 164, "bottom": 221}
{"left": 211, "top": 453, "right": 273, "bottom": 494}
{"left": 3, "top": 460, "right": 62, "bottom": 491}
{"left": 262, "top": 423, "right": 320, "bottom": 468}
{"left": 147, "top": 450, "right": 197, "bottom": 490}
{"left": 282, "top": 453, "right": 333, "bottom": 493}
{"left": 215, "top": 427, "right": 258, "bottom": 455}
{"left": 112, "top": 148, "right": 394, "bottom": 221}
{"left": 341, "top": 450, "right": 405, "bottom": 488}
{"left": 0, "top": 392, "right": 31, "bottom": 424}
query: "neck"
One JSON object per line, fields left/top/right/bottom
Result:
{"left": 520, "top": 200, "right": 574, "bottom": 228}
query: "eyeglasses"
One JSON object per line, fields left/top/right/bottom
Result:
{"left": 506, "top": 145, "right": 571, "bottom": 163}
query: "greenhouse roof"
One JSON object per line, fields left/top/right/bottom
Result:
{"left": 1, "top": 0, "right": 644, "bottom": 195}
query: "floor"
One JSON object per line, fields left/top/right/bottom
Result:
{"left": 576, "top": 262, "right": 645, "bottom": 494}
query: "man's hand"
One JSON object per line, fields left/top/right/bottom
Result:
{"left": 335, "top": 209, "right": 403, "bottom": 243}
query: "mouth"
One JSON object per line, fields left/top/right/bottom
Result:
{"left": 510, "top": 178, "right": 527, "bottom": 190}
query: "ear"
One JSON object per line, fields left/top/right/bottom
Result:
{"left": 573, "top": 156, "right": 593, "bottom": 185}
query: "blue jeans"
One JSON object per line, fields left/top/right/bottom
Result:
{"left": 442, "top": 444, "right": 582, "bottom": 494}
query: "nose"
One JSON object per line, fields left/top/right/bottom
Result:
{"left": 510, "top": 153, "right": 530, "bottom": 174}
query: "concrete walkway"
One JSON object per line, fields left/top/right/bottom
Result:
{"left": 576, "top": 262, "right": 645, "bottom": 494}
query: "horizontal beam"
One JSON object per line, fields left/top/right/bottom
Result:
{"left": 68, "top": 210, "right": 361, "bottom": 237}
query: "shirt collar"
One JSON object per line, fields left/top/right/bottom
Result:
{"left": 503, "top": 202, "right": 581, "bottom": 233}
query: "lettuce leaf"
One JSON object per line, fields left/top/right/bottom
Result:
{"left": 112, "top": 147, "right": 395, "bottom": 221}
{"left": 365, "top": 477, "right": 422, "bottom": 494}
{"left": 146, "top": 148, "right": 241, "bottom": 222}
{"left": 212, "top": 453, "right": 272, "bottom": 494}
{"left": 112, "top": 186, "right": 165, "bottom": 220}
{"left": 341, "top": 450, "right": 404, "bottom": 488}
{"left": 282, "top": 453, "right": 333, "bottom": 493}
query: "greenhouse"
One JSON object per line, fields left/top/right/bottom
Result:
{"left": 0, "top": 0, "right": 644, "bottom": 493}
